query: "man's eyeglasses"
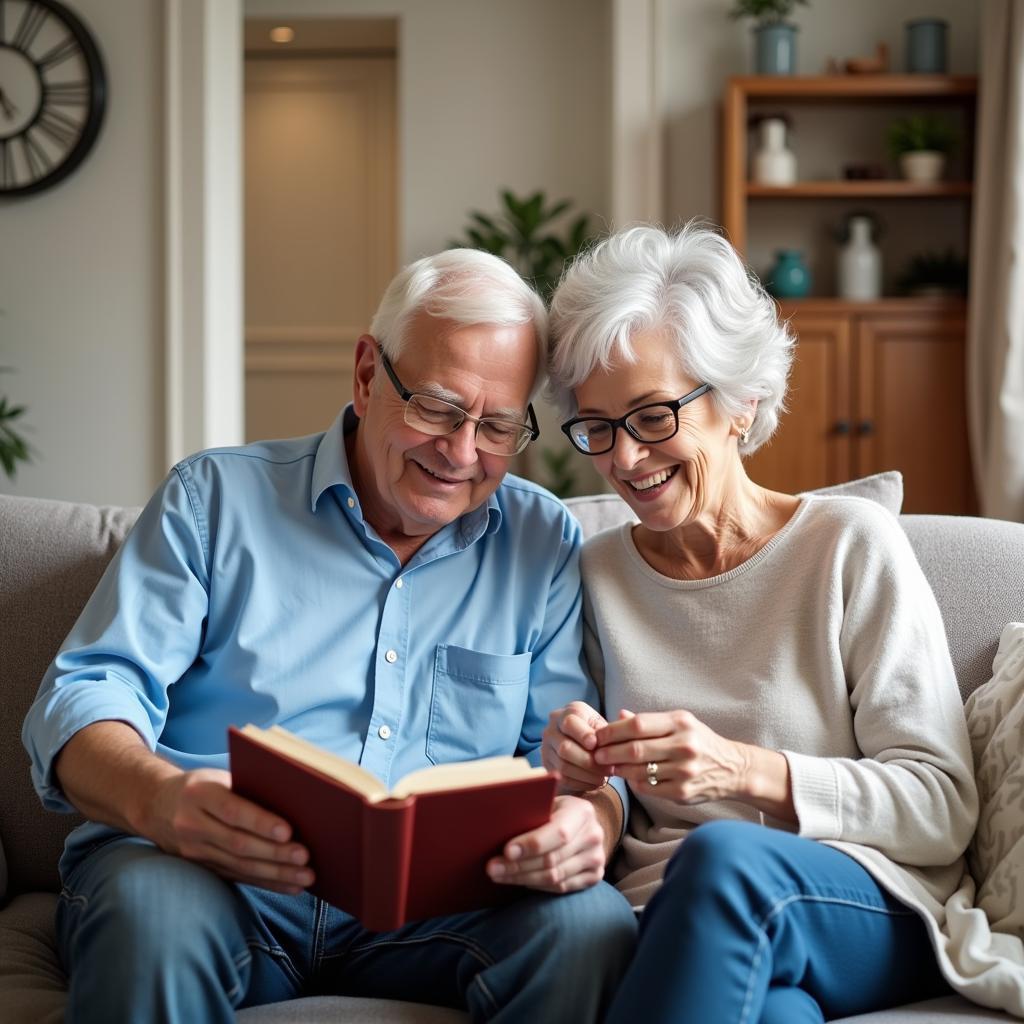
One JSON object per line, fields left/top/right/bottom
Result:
{"left": 379, "top": 348, "right": 540, "bottom": 457}
{"left": 560, "top": 384, "right": 713, "bottom": 456}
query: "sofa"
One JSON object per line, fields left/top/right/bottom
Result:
{"left": 2, "top": 484, "right": 1023, "bottom": 1023}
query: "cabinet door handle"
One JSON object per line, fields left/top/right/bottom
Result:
{"left": 857, "top": 420, "right": 875, "bottom": 437}
{"left": 833, "top": 420, "right": 850, "bottom": 436}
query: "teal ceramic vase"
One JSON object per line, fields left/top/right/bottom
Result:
{"left": 755, "top": 23, "right": 798, "bottom": 75}
{"left": 768, "top": 250, "right": 811, "bottom": 298}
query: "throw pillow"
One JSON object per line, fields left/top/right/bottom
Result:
{"left": 965, "top": 621, "right": 1024, "bottom": 935}
{"left": 567, "top": 470, "right": 904, "bottom": 540}
{"left": 801, "top": 470, "right": 903, "bottom": 516}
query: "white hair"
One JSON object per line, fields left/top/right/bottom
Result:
{"left": 548, "top": 223, "right": 795, "bottom": 454}
{"left": 370, "top": 249, "right": 549, "bottom": 398}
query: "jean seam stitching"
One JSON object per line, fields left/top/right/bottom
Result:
{"left": 739, "top": 929, "right": 769, "bottom": 1024}
{"left": 245, "top": 939, "right": 304, "bottom": 988}
{"left": 735, "top": 891, "right": 918, "bottom": 1024}
{"left": 334, "top": 930, "right": 496, "bottom": 968}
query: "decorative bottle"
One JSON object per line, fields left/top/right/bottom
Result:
{"left": 838, "top": 215, "right": 882, "bottom": 301}
{"left": 752, "top": 118, "right": 797, "bottom": 186}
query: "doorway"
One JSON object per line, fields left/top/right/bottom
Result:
{"left": 243, "top": 18, "right": 398, "bottom": 442}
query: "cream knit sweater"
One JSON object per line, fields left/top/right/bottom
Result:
{"left": 582, "top": 495, "right": 979, "bottom": 945}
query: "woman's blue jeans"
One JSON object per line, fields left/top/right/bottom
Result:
{"left": 56, "top": 834, "right": 637, "bottom": 1023}
{"left": 605, "top": 820, "right": 950, "bottom": 1024}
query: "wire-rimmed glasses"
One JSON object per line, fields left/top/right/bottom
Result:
{"left": 379, "top": 348, "right": 540, "bottom": 457}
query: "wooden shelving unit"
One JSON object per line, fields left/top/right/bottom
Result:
{"left": 723, "top": 74, "right": 978, "bottom": 253}
{"left": 747, "top": 181, "right": 972, "bottom": 198}
{"left": 721, "top": 75, "right": 978, "bottom": 513}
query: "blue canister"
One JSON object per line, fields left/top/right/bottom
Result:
{"left": 905, "top": 19, "right": 948, "bottom": 74}
{"left": 767, "top": 250, "right": 811, "bottom": 298}
{"left": 755, "top": 23, "right": 798, "bottom": 75}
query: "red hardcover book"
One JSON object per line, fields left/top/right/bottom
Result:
{"left": 228, "top": 725, "right": 557, "bottom": 932}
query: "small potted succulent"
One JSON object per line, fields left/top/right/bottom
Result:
{"left": 729, "top": 0, "right": 810, "bottom": 75}
{"left": 887, "top": 114, "right": 957, "bottom": 183}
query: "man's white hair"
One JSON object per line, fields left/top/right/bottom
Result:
{"left": 548, "top": 223, "right": 795, "bottom": 454}
{"left": 370, "top": 249, "right": 549, "bottom": 398}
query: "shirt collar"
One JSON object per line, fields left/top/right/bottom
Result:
{"left": 311, "top": 405, "right": 360, "bottom": 512}
{"left": 310, "top": 403, "right": 503, "bottom": 538}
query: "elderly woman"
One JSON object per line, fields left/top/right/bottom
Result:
{"left": 541, "top": 224, "right": 978, "bottom": 1023}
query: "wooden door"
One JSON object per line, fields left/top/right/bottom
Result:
{"left": 855, "top": 313, "right": 974, "bottom": 514}
{"left": 744, "top": 312, "right": 851, "bottom": 494}
{"left": 244, "top": 57, "right": 397, "bottom": 442}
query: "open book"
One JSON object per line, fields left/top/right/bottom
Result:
{"left": 229, "top": 725, "right": 557, "bottom": 932}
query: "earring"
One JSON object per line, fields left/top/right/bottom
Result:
{"left": 739, "top": 425, "right": 750, "bottom": 445}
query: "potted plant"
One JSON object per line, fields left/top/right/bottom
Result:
{"left": 729, "top": 0, "right": 809, "bottom": 75}
{"left": 887, "top": 114, "right": 956, "bottom": 183}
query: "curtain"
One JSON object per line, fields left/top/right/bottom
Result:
{"left": 967, "top": 0, "right": 1024, "bottom": 522}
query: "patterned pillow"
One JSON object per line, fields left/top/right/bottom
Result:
{"left": 965, "top": 622, "right": 1024, "bottom": 935}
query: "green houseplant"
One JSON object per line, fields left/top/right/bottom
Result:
{"left": 887, "top": 114, "right": 957, "bottom": 183}
{"left": 0, "top": 368, "right": 31, "bottom": 479}
{"left": 729, "top": 0, "right": 809, "bottom": 74}
{"left": 451, "top": 189, "right": 596, "bottom": 302}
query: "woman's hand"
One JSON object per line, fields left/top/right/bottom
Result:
{"left": 541, "top": 700, "right": 610, "bottom": 793}
{"left": 593, "top": 709, "right": 754, "bottom": 806}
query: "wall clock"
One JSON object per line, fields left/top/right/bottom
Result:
{"left": 0, "top": 0, "right": 106, "bottom": 196}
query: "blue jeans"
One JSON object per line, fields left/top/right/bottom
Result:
{"left": 56, "top": 834, "right": 637, "bottom": 1024}
{"left": 605, "top": 821, "right": 950, "bottom": 1024}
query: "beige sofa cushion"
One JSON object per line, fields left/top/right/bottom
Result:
{"left": 0, "top": 893, "right": 67, "bottom": 1024}
{"left": 0, "top": 495, "right": 139, "bottom": 899}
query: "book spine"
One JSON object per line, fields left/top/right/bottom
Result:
{"left": 360, "top": 797, "right": 415, "bottom": 932}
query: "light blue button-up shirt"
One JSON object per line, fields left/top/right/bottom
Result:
{"left": 24, "top": 408, "right": 621, "bottom": 868}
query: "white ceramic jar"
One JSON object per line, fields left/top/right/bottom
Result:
{"left": 838, "top": 215, "right": 882, "bottom": 300}
{"left": 752, "top": 118, "right": 797, "bottom": 186}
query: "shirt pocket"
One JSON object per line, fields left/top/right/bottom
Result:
{"left": 425, "top": 644, "right": 532, "bottom": 765}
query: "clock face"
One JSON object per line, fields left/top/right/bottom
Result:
{"left": 0, "top": 0, "right": 106, "bottom": 196}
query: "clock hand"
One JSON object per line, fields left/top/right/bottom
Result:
{"left": 0, "top": 89, "right": 17, "bottom": 120}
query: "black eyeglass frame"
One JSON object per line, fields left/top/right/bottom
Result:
{"left": 378, "top": 347, "right": 540, "bottom": 455}
{"left": 560, "top": 383, "right": 714, "bottom": 456}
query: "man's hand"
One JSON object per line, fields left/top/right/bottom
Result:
{"left": 144, "top": 768, "right": 314, "bottom": 895}
{"left": 485, "top": 794, "right": 606, "bottom": 893}
{"left": 541, "top": 700, "right": 610, "bottom": 793}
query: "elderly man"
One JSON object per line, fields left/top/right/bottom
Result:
{"left": 22, "top": 250, "right": 636, "bottom": 1023}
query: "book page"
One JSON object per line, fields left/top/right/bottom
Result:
{"left": 392, "top": 756, "right": 546, "bottom": 799}
{"left": 241, "top": 725, "right": 389, "bottom": 801}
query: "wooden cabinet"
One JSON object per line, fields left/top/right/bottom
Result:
{"left": 744, "top": 299, "right": 973, "bottom": 514}
{"left": 722, "top": 75, "right": 976, "bottom": 513}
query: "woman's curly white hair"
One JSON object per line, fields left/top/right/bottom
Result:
{"left": 547, "top": 222, "right": 795, "bottom": 454}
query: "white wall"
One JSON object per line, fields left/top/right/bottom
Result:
{"left": 243, "top": 0, "right": 613, "bottom": 263}
{"left": 1, "top": 0, "right": 164, "bottom": 507}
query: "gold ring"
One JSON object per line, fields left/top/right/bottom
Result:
{"left": 646, "top": 761, "right": 659, "bottom": 787}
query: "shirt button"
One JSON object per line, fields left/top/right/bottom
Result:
{"left": 378, "top": 724, "right": 392, "bottom": 740}
{"left": 385, "top": 649, "right": 398, "bottom": 663}
{"left": 395, "top": 578, "right": 404, "bottom": 589}
{"left": 346, "top": 497, "right": 355, "bottom": 509}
